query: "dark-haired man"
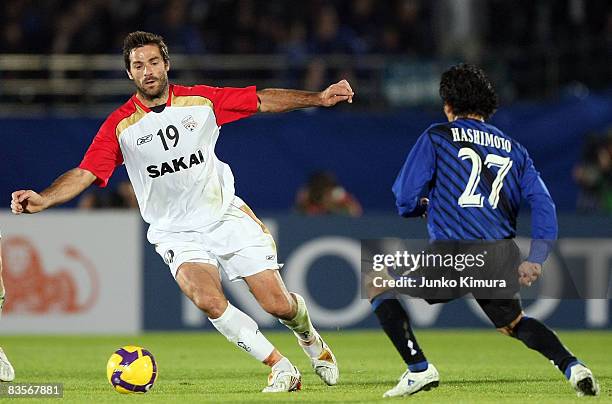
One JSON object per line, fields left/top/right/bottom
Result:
{"left": 373, "top": 64, "right": 599, "bottom": 397}
{"left": 11, "top": 31, "right": 353, "bottom": 393}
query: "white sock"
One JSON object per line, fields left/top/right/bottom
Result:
{"left": 209, "top": 302, "right": 275, "bottom": 362}
{"left": 300, "top": 337, "right": 324, "bottom": 358}
{"left": 280, "top": 293, "right": 324, "bottom": 358}
{"left": 272, "top": 357, "right": 293, "bottom": 371}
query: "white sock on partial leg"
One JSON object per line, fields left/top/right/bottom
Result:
{"left": 280, "top": 293, "right": 324, "bottom": 358}
{"left": 209, "top": 302, "right": 275, "bottom": 362}
{"left": 300, "top": 336, "right": 324, "bottom": 358}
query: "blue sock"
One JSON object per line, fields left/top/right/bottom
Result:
{"left": 564, "top": 360, "right": 582, "bottom": 380}
{"left": 408, "top": 360, "right": 429, "bottom": 372}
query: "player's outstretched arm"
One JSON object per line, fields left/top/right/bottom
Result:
{"left": 11, "top": 168, "right": 96, "bottom": 214}
{"left": 256, "top": 80, "right": 354, "bottom": 113}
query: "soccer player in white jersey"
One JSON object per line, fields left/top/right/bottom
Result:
{"left": 11, "top": 31, "right": 354, "bottom": 393}
{"left": 0, "top": 230, "right": 16, "bottom": 382}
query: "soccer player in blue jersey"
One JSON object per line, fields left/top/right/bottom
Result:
{"left": 372, "top": 64, "right": 599, "bottom": 397}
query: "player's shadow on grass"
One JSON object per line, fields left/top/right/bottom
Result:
{"left": 340, "top": 380, "right": 402, "bottom": 387}
{"left": 446, "top": 378, "right": 553, "bottom": 385}
{"left": 350, "top": 378, "right": 551, "bottom": 386}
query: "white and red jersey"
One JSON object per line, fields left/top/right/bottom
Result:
{"left": 79, "top": 84, "right": 258, "bottom": 233}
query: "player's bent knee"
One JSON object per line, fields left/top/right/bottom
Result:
{"left": 496, "top": 326, "right": 512, "bottom": 336}
{"left": 192, "top": 293, "right": 228, "bottom": 319}
{"left": 261, "top": 295, "right": 294, "bottom": 320}
{"left": 497, "top": 312, "right": 524, "bottom": 337}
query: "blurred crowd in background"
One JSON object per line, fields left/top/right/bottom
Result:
{"left": 1, "top": 0, "right": 609, "bottom": 58}
{"left": 574, "top": 129, "right": 612, "bottom": 214}
{"left": 1, "top": 0, "right": 610, "bottom": 96}
{"left": 294, "top": 171, "right": 362, "bottom": 217}
{"left": 1, "top": 0, "right": 611, "bottom": 214}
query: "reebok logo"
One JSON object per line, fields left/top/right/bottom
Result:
{"left": 137, "top": 134, "right": 153, "bottom": 145}
{"left": 237, "top": 340, "right": 252, "bottom": 352}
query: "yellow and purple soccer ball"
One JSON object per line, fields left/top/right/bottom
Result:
{"left": 106, "top": 345, "right": 158, "bottom": 394}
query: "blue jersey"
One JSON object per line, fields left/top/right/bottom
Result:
{"left": 392, "top": 118, "right": 557, "bottom": 263}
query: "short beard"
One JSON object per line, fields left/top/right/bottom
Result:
{"left": 136, "top": 75, "right": 168, "bottom": 102}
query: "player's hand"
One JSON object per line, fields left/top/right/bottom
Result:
{"left": 319, "top": 80, "right": 354, "bottom": 107}
{"left": 11, "top": 190, "right": 46, "bottom": 214}
{"left": 518, "top": 261, "right": 542, "bottom": 287}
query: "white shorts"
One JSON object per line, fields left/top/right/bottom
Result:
{"left": 150, "top": 197, "right": 279, "bottom": 281}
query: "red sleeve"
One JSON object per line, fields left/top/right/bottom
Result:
{"left": 196, "top": 85, "right": 258, "bottom": 126}
{"left": 78, "top": 117, "right": 124, "bottom": 188}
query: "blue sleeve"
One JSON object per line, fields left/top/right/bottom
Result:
{"left": 392, "top": 132, "right": 436, "bottom": 217}
{"left": 520, "top": 151, "right": 558, "bottom": 264}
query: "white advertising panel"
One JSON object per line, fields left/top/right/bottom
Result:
{"left": 0, "top": 212, "right": 142, "bottom": 334}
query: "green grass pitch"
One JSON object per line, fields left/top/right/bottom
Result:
{"left": 1, "top": 330, "right": 610, "bottom": 403}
